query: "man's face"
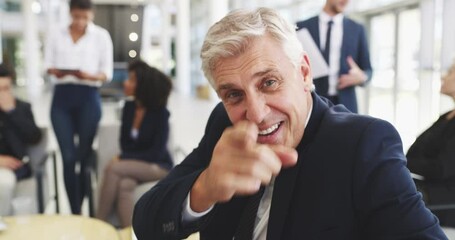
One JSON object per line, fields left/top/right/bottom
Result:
{"left": 213, "top": 36, "right": 313, "bottom": 148}
{"left": 70, "top": 8, "right": 93, "bottom": 31}
{"left": 0, "top": 77, "right": 12, "bottom": 94}
{"left": 325, "top": 0, "right": 349, "bottom": 14}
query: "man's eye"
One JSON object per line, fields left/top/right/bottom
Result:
{"left": 225, "top": 91, "right": 243, "bottom": 103}
{"left": 227, "top": 91, "right": 241, "bottom": 98}
{"left": 263, "top": 79, "right": 277, "bottom": 88}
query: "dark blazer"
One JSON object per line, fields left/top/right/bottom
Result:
{"left": 407, "top": 111, "right": 455, "bottom": 180}
{"left": 406, "top": 111, "right": 455, "bottom": 225}
{"left": 133, "top": 93, "right": 446, "bottom": 240}
{"left": 119, "top": 100, "right": 173, "bottom": 170}
{"left": 296, "top": 16, "right": 372, "bottom": 113}
{"left": 0, "top": 99, "right": 41, "bottom": 159}
{"left": 0, "top": 99, "right": 41, "bottom": 179}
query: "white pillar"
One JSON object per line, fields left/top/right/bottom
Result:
{"left": 206, "top": 0, "right": 229, "bottom": 100}
{"left": 418, "top": 0, "right": 436, "bottom": 131}
{"left": 440, "top": 0, "right": 455, "bottom": 112}
{"left": 0, "top": 10, "right": 3, "bottom": 64}
{"left": 160, "top": 0, "right": 172, "bottom": 74}
{"left": 176, "top": 0, "right": 190, "bottom": 96}
{"left": 21, "top": 0, "right": 43, "bottom": 93}
{"left": 208, "top": 0, "right": 229, "bottom": 25}
{"left": 441, "top": 0, "right": 455, "bottom": 69}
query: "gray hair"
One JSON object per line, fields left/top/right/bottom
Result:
{"left": 200, "top": 7, "right": 304, "bottom": 86}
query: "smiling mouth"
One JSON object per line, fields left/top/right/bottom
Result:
{"left": 258, "top": 122, "right": 282, "bottom": 136}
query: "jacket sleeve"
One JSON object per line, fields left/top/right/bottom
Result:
{"left": 356, "top": 25, "right": 373, "bottom": 82}
{"left": 6, "top": 100, "right": 42, "bottom": 145}
{"left": 353, "top": 119, "right": 447, "bottom": 239}
{"left": 132, "top": 103, "right": 229, "bottom": 239}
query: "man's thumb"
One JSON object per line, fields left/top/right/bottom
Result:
{"left": 269, "top": 145, "right": 298, "bottom": 168}
{"left": 347, "top": 56, "right": 359, "bottom": 69}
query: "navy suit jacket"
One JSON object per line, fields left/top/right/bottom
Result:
{"left": 297, "top": 16, "right": 372, "bottom": 113}
{"left": 133, "top": 93, "right": 446, "bottom": 240}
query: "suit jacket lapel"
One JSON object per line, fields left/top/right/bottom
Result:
{"left": 267, "top": 93, "right": 329, "bottom": 239}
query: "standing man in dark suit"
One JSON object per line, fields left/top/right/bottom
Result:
{"left": 133, "top": 8, "right": 446, "bottom": 240}
{"left": 296, "top": 0, "right": 372, "bottom": 113}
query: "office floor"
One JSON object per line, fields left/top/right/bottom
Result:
{"left": 17, "top": 85, "right": 455, "bottom": 239}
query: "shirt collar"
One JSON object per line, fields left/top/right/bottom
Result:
{"left": 319, "top": 11, "right": 344, "bottom": 25}
{"left": 305, "top": 99, "right": 313, "bottom": 128}
{"left": 66, "top": 22, "right": 95, "bottom": 34}
{"left": 86, "top": 22, "right": 95, "bottom": 33}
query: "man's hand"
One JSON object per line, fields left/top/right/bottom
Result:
{"left": 0, "top": 155, "right": 23, "bottom": 170}
{"left": 0, "top": 89, "right": 16, "bottom": 112}
{"left": 190, "top": 121, "right": 298, "bottom": 212}
{"left": 338, "top": 56, "right": 367, "bottom": 89}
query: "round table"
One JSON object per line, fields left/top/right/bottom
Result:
{"left": 0, "top": 214, "right": 119, "bottom": 240}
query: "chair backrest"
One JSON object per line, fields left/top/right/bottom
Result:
{"left": 27, "top": 127, "right": 49, "bottom": 174}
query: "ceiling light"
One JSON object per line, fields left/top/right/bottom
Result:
{"left": 129, "top": 50, "right": 137, "bottom": 58}
{"left": 129, "top": 32, "right": 139, "bottom": 42}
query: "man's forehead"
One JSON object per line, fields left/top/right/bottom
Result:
{"left": 0, "top": 76, "right": 12, "bottom": 84}
{"left": 215, "top": 66, "right": 281, "bottom": 91}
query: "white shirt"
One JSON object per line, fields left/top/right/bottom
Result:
{"left": 182, "top": 104, "right": 313, "bottom": 240}
{"left": 44, "top": 22, "right": 113, "bottom": 87}
{"left": 319, "top": 12, "right": 344, "bottom": 96}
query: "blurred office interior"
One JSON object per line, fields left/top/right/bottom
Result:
{"left": 1, "top": 0, "right": 455, "bottom": 236}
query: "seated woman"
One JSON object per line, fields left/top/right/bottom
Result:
{"left": 96, "top": 60, "right": 173, "bottom": 227}
{"left": 407, "top": 61, "right": 455, "bottom": 227}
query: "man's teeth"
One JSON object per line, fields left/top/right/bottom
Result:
{"left": 259, "top": 123, "right": 280, "bottom": 136}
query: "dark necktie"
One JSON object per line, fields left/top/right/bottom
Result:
{"left": 323, "top": 20, "right": 334, "bottom": 65}
{"left": 234, "top": 187, "right": 265, "bottom": 240}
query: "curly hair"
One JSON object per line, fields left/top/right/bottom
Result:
{"left": 128, "top": 60, "right": 172, "bottom": 109}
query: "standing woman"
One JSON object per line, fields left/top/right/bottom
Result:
{"left": 44, "top": 0, "right": 113, "bottom": 214}
{"left": 96, "top": 60, "right": 173, "bottom": 227}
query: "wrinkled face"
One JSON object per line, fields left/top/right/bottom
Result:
{"left": 324, "top": 0, "right": 349, "bottom": 15}
{"left": 70, "top": 8, "right": 93, "bottom": 31}
{"left": 0, "top": 77, "right": 12, "bottom": 94}
{"left": 441, "top": 65, "right": 455, "bottom": 99}
{"left": 213, "top": 36, "right": 313, "bottom": 148}
{"left": 123, "top": 71, "right": 137, "bottom": 97}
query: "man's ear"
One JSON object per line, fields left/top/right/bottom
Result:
{"left": 300, "top": 53, "right": 313, "bottom": 86}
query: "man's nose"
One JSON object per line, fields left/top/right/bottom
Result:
{"left": 245, "top": 96, "right": 268, "bottom": 124}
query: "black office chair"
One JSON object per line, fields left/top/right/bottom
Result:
{"left": 15, "top": 127, "right": 59, "bottom": 214}
{"left": 84, "top": 149, "right": 98, "bottom": 217}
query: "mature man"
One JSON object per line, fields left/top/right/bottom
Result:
{"left": 0, "top": 63, "right": 41, "bottom": 215}
{"left": 133, "top": 8, "right": 446, "bottom": 239}
{"left": 297, "top": 0, "right": 372, "bottom": 113}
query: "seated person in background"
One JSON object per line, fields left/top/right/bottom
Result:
{"left": 96, "top": 60, "right": 174, "bottom": 228}
{"left": 132, "top": 7, "right": 446, "bottom": 239}
{"left": 0, "top": 63, "right": 42, "bottom": 215}
{"left": 407, "top": 61, "right": 455, "bottom": 227}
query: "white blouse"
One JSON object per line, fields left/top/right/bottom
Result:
{"left": 44, "top": 22, "right": 113, "bottom": 87}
